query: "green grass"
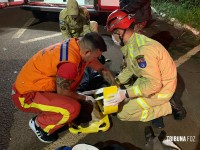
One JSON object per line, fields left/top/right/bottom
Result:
{"left": 152, "top": 0, "right": 200, "bottom": 31}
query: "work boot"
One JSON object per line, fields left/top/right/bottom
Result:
{"left": 29, "top": 116, "right": 58, "bottom": 143}
{"left": 158, "top": 130, "right": 167, "bottom": 142}
{"left": 170, "top": 97, "right": 187, "bottom": 120}
{"left": 145, "top": 126, "right": 155, "bottom": 142}
{"left": 152, "top": 117, "right": 165, "bottom": 129}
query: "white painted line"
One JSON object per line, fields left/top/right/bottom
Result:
{"left": 175, "top": 44, "right": 200, "bottom": 67}
{"left": 12, "top": 18, "right": 35, "bottom": 39}
{"left": 20, "top": 33, "right": 62, "bottom": 44}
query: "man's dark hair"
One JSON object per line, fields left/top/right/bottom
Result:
{"left": 80, "top": 32, "right": 107, "bottom": 52}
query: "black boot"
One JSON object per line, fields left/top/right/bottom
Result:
{"left": 152, "top": 117, "right": 165, "bottom": 129}
{"left": 145, "top": 126, "right": 155, "bottom": 142}
{"left": 170, "top": 97, "right": 187, "bottom": 120}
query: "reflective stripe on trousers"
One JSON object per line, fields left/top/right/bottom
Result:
{"left": 18, "top": 97, "right": 70, "bottom": 133}
{"left": 12, "top": 87, "right": 73, "bottom": 133}
{"left": 136, "top": 98, "right": 150, "bottom": 122}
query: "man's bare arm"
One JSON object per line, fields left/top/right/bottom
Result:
{"left": 56, "top": 75, "right": 86, "bottom": 101}
{"left": 89, "top": 59, "right": 118, "bottom": 86}
{"left": 99, "top": 67, "right": 118, "bottom": 86}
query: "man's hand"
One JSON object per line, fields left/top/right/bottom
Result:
{"left": 104, "top": 89, "right": 127, "bottom": 106}
{"left": 89, "top": 59, "right": 116, "bottom": 86}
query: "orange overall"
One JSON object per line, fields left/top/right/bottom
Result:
{"left": 12, "top": 39, "right": 87, "bottom": 134}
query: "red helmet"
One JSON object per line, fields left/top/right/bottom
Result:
{"left": 106, "top": 9, "right": 135, "bottom": 32}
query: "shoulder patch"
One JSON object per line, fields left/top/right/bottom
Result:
{"left": 136, "top": 55, "right": 147, "bottom": 68}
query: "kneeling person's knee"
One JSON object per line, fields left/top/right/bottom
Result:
{"left": 117, "top": 112, "right": 129, "bottom": 121}
{"left": 67, "top": 99, "right": 81, "bottom": 122}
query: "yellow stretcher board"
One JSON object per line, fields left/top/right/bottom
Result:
{"left": 69, "top": 86, "right": 118, "bottom": 134}
{"left": 97, "top": 86, "right": 118, "bottom": 115}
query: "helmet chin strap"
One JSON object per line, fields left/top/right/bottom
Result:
{"left": 119, "top": 29, "right": 126, "bottom": 46}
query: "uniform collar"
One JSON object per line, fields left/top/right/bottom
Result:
{"left": 121, "top": 33, "right": 136, "bottom": 56}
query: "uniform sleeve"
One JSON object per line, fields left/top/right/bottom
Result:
{"left": 117, "top": 67, "right": 134, "bottom": 84}
{"left": 120, "top": 0, "right": 149, "bottom": 13}
{"left": 88, "top": 58, "right": 104, "bottom": 71}
{"left": 59, "top": 10, "right": 72, "bottom": 40}
{"left": 57, "top": 63, "right": 78, "bottom": 80}
{"left": 127, "top": 46, "right": 162, "bottom": 98}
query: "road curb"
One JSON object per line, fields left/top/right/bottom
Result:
{"left": 151, "top": 6, "right": 200, "bottom": 36}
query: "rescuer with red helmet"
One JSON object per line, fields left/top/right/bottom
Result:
{"left": 105, "top": 10, "right": 186, "bottom": 127}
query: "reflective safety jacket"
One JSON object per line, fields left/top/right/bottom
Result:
{"left": 15, "top": 38, "right": 87, "bottom": 94}
{"left": 117, "top": 33, "right": 177, "bottom": 100}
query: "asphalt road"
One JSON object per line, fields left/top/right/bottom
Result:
{"left": 0, "top": 7, "right": 200, "bottom": 150}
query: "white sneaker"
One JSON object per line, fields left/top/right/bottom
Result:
{"left": 29, "top": 117, "right": 58, "bottom": 143}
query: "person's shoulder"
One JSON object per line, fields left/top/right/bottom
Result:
{"left": 59, "top": 8, "right": 69, "bottom": 17}
{"left": 79, "top": 6, "right": 87, "bottom": 11}
{"left": 79, "top": 6, "right": 89, "bottom": 16}
{"left": 135, "top": 35, "right": 152, "bottom": 50}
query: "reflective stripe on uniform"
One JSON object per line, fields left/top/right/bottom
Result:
{"left": 136, "top": 98, "right": 150, "bottom": 121}
{"left": 19, "top": 97, "right": 70, "bottom": 133}
{"left": 60, "top": 39, "right": 70, "bottom": 61}
{"left": 136, "top": 98, "right": 150, "bottom": 110}
{"left": 136, "top": 34, "right": 145, "bottom": 47}
{"left": 140, "top": 109, "right": 149, "bottom": 122}
{"left": 158, "top": 93, "right": 172, "bottom": 99}
{"left": 128, "top": 45, "right": 134, "bottom": 58}
{"left": 132, "top": 85, "right": 142, "bottom": 96}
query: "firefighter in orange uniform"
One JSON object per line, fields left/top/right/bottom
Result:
{"left": 105, "top": 10, "right": 185, "bottom": 127}
{"left": 11, "top": 32, "right": 116, "bottom": 143}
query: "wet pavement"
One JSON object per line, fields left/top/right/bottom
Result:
{"left": 0, "top": 7, "right": 200, "bottom": 150}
